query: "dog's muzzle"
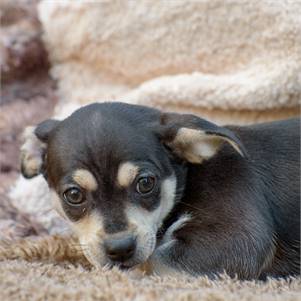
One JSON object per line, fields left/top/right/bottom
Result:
{"left": 103, "top": 234, "right": 137, "bottom": 265}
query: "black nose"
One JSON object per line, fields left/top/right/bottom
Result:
{"left": 104, "top": 235, "right": 136, "bottom": 262}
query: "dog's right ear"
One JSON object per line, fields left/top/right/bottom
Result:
{"left": 154, "top": 112, "right": 247, "bottom": 164}
{"left": 20, "top": 119, "right": 59, "bottom": 178}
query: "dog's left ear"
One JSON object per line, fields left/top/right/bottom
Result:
{"left": 20, "top": 119, "right": 60, "bottom": 178}
{"left": 155, "top": 112, "right": 247, "bottom": 164}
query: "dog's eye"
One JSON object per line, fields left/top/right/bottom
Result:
{"left": 63, "top": 187, "right": 84, "bottom": 205}
{"left": 136, "top": 176, "right": 155, "bottom": 194}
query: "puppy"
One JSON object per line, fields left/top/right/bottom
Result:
{"left": 20, "top": 102, "right": 300, "bottom": 279}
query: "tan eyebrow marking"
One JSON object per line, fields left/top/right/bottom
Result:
{"left": 117, "top": 162, "right": 139, "bottom": 187}
{"left": 73, "top": 169, "right": 98, "bottom": 191}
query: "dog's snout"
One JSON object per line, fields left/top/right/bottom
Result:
{"left": 104, "top": 234, "right": 136, "bottom": 262}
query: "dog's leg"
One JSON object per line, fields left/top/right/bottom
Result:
{"left": 143, "top": 242, "right": 189, "bottom": 277}
{"left": 145, "top": 215, "right": 276, "bottom": 279}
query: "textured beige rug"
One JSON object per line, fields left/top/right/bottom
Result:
{"left": 0, "top": 234, "right": 300, "bottom": 300}
{"left": 0, "top": 259, "right": 300, "bottom": 301}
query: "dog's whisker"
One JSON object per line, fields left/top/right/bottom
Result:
{"left": 176, "top": 201, "right": 204, "bottom": 213}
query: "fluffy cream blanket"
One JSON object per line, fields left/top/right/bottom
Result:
{"left": 39, "top": 0, "right": 300, "bottom": 124}
{"left": 1, "top": 1, "right": 300, "bottom": 300}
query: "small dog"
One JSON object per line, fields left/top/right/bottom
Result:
{"left": 20, "top": 102, "right": 300, "bottom": 279}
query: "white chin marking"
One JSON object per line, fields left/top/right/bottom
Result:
{"left": 126, "top": 175, "right": 177, "bottom": 261}
{"left": 158, "top": 176, "right": 177, "bottom": 228}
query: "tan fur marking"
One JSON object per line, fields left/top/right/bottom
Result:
{"left": 175, "top": 128, "right": 220, "bottom": 162}
{"left": 73, "top": 169, "right": 98, "bottom": 191}
{"left": 117, "top": 162, "right": 139, "bottom": 187}
{"left": 52, "top": 186, "right": 104, "bottom": 267}
{"left": 20, "top": 126, "right": 45, "bottom": 176}
{"left": 171, "top": 128, "right": 241, "bottom": 163}
{"left": 71, "top": 212, "right": 105, "bottom": 266}
{"left": 72, "top": 212, "right": 104, "bottom": 239}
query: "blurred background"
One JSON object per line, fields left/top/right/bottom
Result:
{"left": 0, "top": 0, "right": 300, "bottom": 239}
{"left": 1, "top": 0, "right": 56, "bottom": 192}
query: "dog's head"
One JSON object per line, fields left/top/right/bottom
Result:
{"left": 20, "top": 102, "right": 246, "bottom": 268}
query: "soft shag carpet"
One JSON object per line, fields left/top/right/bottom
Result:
{"left": 0, "top": 235, "right": 299, "bottom": 300}
{"left": 0, "top": 259, "right": 300, "bottom": 301}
